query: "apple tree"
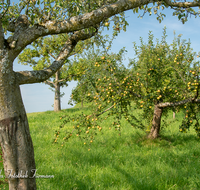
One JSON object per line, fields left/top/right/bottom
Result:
{"left": 57, "top": 28, "right": 200, "bottom": 144}
{"left": 18, "top": 30, "right": 115, "bottom": 111}
{"left": 1, "top": 0, "right": 200, "bottom": 189}
{"left": 57, "top": 47, "right": 128, "bottom": 143}
{"left": 18, "top": 34, "right": 96, "bottom": 111}
{"left": 129, "top": 28, "right": 200, "bottom": 138}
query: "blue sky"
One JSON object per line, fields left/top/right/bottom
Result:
{"left": 13, "top": 8, "right": 200, "bottom": 113}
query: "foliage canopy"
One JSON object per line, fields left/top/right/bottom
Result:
{"left": 57, "top": 28, "right": 200, "bottom": 143}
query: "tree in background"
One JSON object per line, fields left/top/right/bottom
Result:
{"left": 0, "top": 0, "right": 200, "bottom": 189}
{"left": 129, "top": 28, "right": 200, "bottom": 138}
{"left": 18, "top": 34, "right": 95, "bottom": 111}
{"left": 18, "top": 31, "right": 114, "bottom": 111}
{"left": 58, "top": 28, "right": 200, "bottom": 143}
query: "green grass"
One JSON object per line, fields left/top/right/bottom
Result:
{"left": 1, "top": 107, "right": 200, "bottom": 190}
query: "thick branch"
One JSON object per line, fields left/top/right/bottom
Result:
{"left": 11, "top": 0, "right": 153, "bottom": 53}
{"left": 163, "top": 0, "right": 200, "bottom": 8}
{"left": 15, "top": 29, "right": 96, "bottom": 85}
{"left": 157, "top": 98, "right": 200, "bottom": 108}
{"left": 8, "top": 0, "right": 200, "bottom": 56}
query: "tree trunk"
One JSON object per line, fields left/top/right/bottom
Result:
{"left": 81, "top": 100, "right": 83, "bottom": 108}
{"left": 0, "top": 63, "right": 36, "bottom": 189}
{"left": 148, "top": 105, "right": 163, "bottom": 139}
{"left": 54, "top": 71, "right": 61, "bottom": 112}
{"left": 173, "top": 111, "right": 175, "bottom": 119}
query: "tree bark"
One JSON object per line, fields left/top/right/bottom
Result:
{"left": 54, "top": 71, "right": 61, "bottom": 111}
{"left": 0, "top": 57, "right": 36, "bottom": 189}
{"left": 2, "top": 30, "right": 96, "bottom": 189}
{"left": 148, "top": 105, "right": 163, "bottom": 139}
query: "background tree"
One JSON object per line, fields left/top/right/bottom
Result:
{"left": 0, "top": 0, "right": 200, "bottom": 189}
{"left": 129, "top": 28, "right": 200, "bottom": 138}
{"left": 57, "top": 47, "right": 128, "bottom": 141}
{"left": 18, "top": 34, "right": 93, "bottom": 111}
{"left": 18, "top": 31, "right": 113, "bottom": 111}
{"left": 58, "top": 28, "right": 200, "bottom": 143}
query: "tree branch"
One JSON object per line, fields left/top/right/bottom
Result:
{"left": 44, "top": 80, "right": 55, "bottom": 86}
{"left": 57, "top": 78, "right": 67, "bottom": 83}
{"left": 157, "top": 98, "right": 200, "bottom": 108}
{"left": 10, "top": 0, "right": 154, "bottom": 54}
{"left": 163, "top": 0, "right": 200, "bottom": 8}
{"left": 86, "top": 103, "right": 116, "bottom": 119}
{"left": 96, "top": 104, "right": 115, "bottom": 117}
{"left": 15, "top": 29, "right": 96, "bottom": 85}
{"left": 8, "top": 0, "right": 200, "bottom": 56}
{"left": 48, "top": 51, "right": 56, "bottom": 60}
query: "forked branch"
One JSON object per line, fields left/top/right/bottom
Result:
{"left": 16, "top": 29, "right": 97, "bottom": 85}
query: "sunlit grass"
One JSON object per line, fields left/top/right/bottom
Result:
{"left": 1, "top": 106, "right": 200, "bottom": 189}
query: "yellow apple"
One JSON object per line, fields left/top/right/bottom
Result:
{"left": 105, "top": 22, "right": 109, "bottom": 26}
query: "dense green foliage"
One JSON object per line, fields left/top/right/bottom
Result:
{"left": 129, "top": 28, "right": 200, "bottom": 134}
{"left": 68, "top": 46, "right": 126, "bottom": 106}
{"left": 59, "top": 29, "right": 200, "bottom": 140}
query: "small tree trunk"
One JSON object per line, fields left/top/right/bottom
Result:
{"left": 148, "top": 105, "right": 163, "bottom": 139}
{"left": 0, "top": 68, "right": 36, "bottom": 189}
{"left": 54, "top": 71, "right": 61, "bottom": 112}
{"left": 173, "top": 111, "right": 175, "bottom": 119}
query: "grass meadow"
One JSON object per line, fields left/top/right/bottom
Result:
{"left": 0, "top": 105, "right": 200, "bottom": 189}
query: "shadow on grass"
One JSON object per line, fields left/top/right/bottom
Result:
{"left": 112, "top": 165, "right": 158, "bottom": 190}
{"left": 62, "top": 146, "right": 195, "bottom": 189}
{"left": 34, "top": 128, "right": 200, "bottom": 189}
{"left": 162, "top": 133, "right": 199, "bottom": 145}
{"left": 131, "top": 130, "right": 200, "bottom": 148}
{"left": 57, "top": 149, "right": 158, "bottom": 190}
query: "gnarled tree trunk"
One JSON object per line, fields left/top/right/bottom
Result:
{"left": 2, "top": 19, "right": 97, "bottom": 190}
{"left": 0, "top": 58, "right": 36, "bottom": 189}
{"left": 148, "top": 105, "right": 163, "bottom": 139}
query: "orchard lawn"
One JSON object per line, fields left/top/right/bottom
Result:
{"left": 1, "top": 105, "right": 200, "bottom": 190}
